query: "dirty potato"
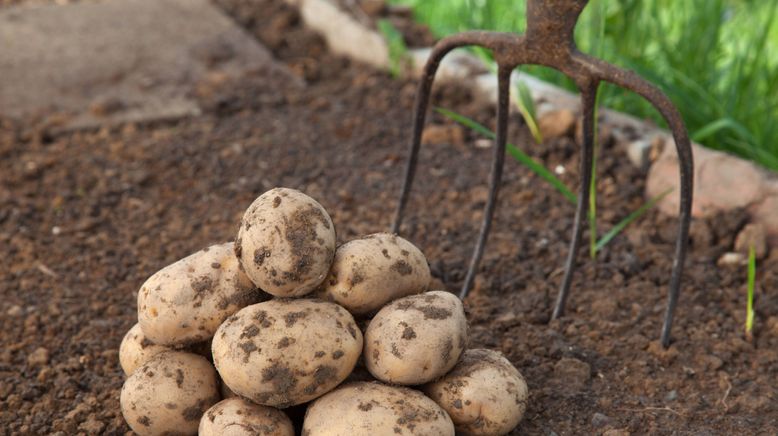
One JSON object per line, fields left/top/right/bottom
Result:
{"left": 120, "top": 351, "right": 219, "bottom": 436}
{"left": 199, "top": 398, "right": 294, "bottom": 436}
{"left": 119, "top": 323, "right": 171, "bottom": 376}
{"left": 302, "top": 382, "right": 454, "bottom": 435}
{"left": 315, "top": 233, "right": 431, "bottom": 316}
{"left": 423, "top": 349, "right": 529, "bottom": 435}
{"left": 236, "top": 188, "right": 336, "bottom": 297}
{"left": 364, "top": 291, "right": 467, "bottom": 385}
{"left": 212, "top": 299, "right": 362, "bottom": 407}
{"left": 137, "top": 242, "right": 268, "bottom": 346}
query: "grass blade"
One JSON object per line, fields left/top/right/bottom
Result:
{"left": 746, "top": 244, "right": 756, "bottom": 339}
{"left": 436, "top": 107, "right": 577, "bottom": 203}
{"left": 594, "top": 188, "right": 673, "bottom": 252}
{"left": 514, "top": 80, "right": 543, "bottom": 144}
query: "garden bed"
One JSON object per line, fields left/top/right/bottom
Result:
{"left": 1, "top": 0, "right": 777, "bottom": 434}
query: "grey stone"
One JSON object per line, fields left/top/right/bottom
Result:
{"left": 0, "top": 0, "right": 296, "bottom": 128}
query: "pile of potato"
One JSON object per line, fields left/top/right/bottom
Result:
{"left": 119, "top": 187, "right": 529, "bottom": 435}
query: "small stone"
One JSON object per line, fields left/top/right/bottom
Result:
{"left": 665, "top": 390, "right": 678, "bottom": 402}
{"left": 735, "top": 223, "right": 768, "bottom": 259}
{"left": 603, "top": 430, "right": 631, "bottom": 436}
{"left": 474, "top": 138, "right": 492, "bottom": 149}
{"left": 717, "top": 252, "right": 747, "bottom": 267}
{"left": 590, "top": 412, "right": 610, "bottom": 428}
{"left": 6, "top": 305, "right": 22, "bottom": 317}
{"left": 539, "top": 108, "right": 576, "bottom": 140}
{"left": 625, "top": 138, "right": 652, "bottom": 169}
{"left": 753, "top": 195, "right": 778, "bottom": 247}
{"left": 27, "top": 347, "right": 49, "bottom": 366}
{"left": 79, "top": 417, "right": 105, "bottom": 434}
{"left": 421, "top": 124, "right": 464, "bottom": 146}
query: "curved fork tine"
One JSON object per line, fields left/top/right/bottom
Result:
{"left": 459, "top": 65, "right": 513, "bottom": 300}
{"left": 392, "top": 35, "right": 489, "bottom": 234}
{"left": 552, "top": 81, "right": 599, "bottom": 319}
{"left": 597, "top": 63, "right": 694, "bottom": 348}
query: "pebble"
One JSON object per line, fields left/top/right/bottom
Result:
{"left": 590, "top": 412, "right": 610, "bottom": 428}
{"left": 6, "top": 305, "right": 22, "bottom": 317}
{"left": 717, "top": 252, "right": 747, "bottom": 267}
{"left": 27, "top": 347, "right": 49, "bottom": 366}
{"left": 734, "top": 223, "right": 767, "bottom": 259}
{"left": 538, "top": 108, "right": 576, "bottom": 140}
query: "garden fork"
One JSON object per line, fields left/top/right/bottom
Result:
{"left": 391, "top": 0, "right": 693, "bottom": 347}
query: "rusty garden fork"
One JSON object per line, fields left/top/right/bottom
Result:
{"left": 391, "top": 0, "right": 694, "bottom": 348}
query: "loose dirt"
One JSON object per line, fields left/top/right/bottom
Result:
{"left": 1, "top": 0, "right": 777, "bottom": 434}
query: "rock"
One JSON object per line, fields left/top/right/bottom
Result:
{"left": 717, "top": 252, "right": 747, "bottom": 268}
{"left": 421, "top": 124, "right": 464, "bottom": 146}
{"left": 646, "top": 139, "right": 766, "bottom": 218}
{"left": 603, "top": 430, "right": 631, "bottom": 436}
{"left": 665, "top": 390, "right": 678, "bottom": 401}
{"left": 590, "top": 412, "right": 610, "bottom": 428}
{"left": 0, "top": 0, "right": 297, "bottom": 129}
{"left": 474, "top": 138, "right": 492, "bottom": 149}
{"left": 734, "top": 223, "right": 768, "bottom": 259}
{"left": 553, "top": 357, "right": 591, "bottom": 393}
{"left": 752, "top": 195, "right": 778, "bottom": 247}
{"left": 27, "top": 347, "right": 49, "bottom": 366}
{"left": 624, "top": 138, "right": 652, "bottom": 170}
{"left": 79, "top": 417, "right": 105, "bottom": 434}
{"left": 539, "top": 109, "right": 576, "bottom": 140}
{"left": 6, "top": 305, "right": 22, "bottom": 317}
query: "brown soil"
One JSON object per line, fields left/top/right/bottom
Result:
{"left": 1, "top": 0, "right": 777, "bottom": 434}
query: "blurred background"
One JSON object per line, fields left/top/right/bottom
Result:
{"left": 391, "top": 0, "right": 778, "bottom": 171}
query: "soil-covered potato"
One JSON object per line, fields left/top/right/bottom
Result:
{"left": 303, "top": 382, "right": 454, "bottom": 435}
{"left": 236, "top": 188, "right": 336, "bottom": 297}
{"left": 315, "top": 233, "right": 431, "bottom": 316}
{"left": 120, "top": 351, "right": 219, "bottom": 436}
{"left": 364, "top": 291, "right": 467, "bottom": 385}
{"left": 199, "top": 398, "right": 294, "bottom": 436}
{"left": 137, "top": 242, "right": 267, "bottom": 346}
{"left": 119, "top": 323, "right": 171, "bottom": 376}
{"left": 423, "top": 349, "right": 528, "bottom": 435}
{"left": 212, "top": 299, "right": 362, "bottom": 407}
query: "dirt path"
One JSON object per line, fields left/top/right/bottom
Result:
{"left": 1, "top": 0, "right": 777, "bottom": 434}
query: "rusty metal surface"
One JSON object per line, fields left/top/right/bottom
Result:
{"left": 391, "top": 0, "right": 694, "bottom": 347}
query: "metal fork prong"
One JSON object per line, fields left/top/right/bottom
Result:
{"left": 552, "top": 81, "right": 599, "bottom": 319}
{"left": 460, "top": 65, "right": 513, "bottom": 300}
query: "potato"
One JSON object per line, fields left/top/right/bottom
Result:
{"left": 199, "top": 398, "right": 294, "bottom": 436}
{"left": 138, "top": 242, "right": 268, "bottom": 346}
{"left": 315, "top": 233, "right": 431, "bottom": 316}
{"left": 212, "top": 299, "right": 362, "bottom": 407}
{"left": 302, "top": 382, "right": 454, "bottom": 435}
{"left": 364, "top": 291, "right": 467, "bottom": 385}
{"left": 119, "top": 323, "right": 171, "bottom": 376}
{"left": 423, "top": 349, "right": 529, "bottom": 435}
{"left": 236, "top": 188, "right": 336, "bottom": 297}
{"left": 120, "top": 351, "right": 219, "bottom": 436}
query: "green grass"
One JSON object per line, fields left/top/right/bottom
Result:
{"left": 390, "top": 0, "right": 778, "bottom": 172}
{"left": 746, "top": 244, "right": 756, "bottom": 340}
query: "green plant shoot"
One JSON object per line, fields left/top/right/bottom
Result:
{"left": 513, "top": 80, "right": 543, "bottom": 144}
{"left": 746, "top": 244, "right": 756, "bottom": 339}
{"left": 377, "top": 19, "right": 408, "bottom": 78}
